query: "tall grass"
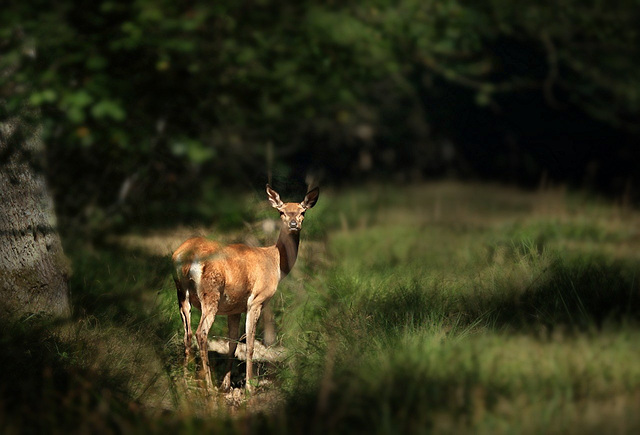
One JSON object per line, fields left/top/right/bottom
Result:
{"left": 275, "top": 183, "right": 640, "bottom": 433}
{"left": 2, "top": 182, "right": 640, "bottom": 433}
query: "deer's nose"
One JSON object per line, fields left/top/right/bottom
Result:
{"left": 289, "top": 221, "right": 298, "bottom": 229}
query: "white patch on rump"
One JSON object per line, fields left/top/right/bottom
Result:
{"left": 189, "top": 261, "right": 203, "bottom": 292}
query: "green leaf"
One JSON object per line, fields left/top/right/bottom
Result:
{"left": 64, "top": 90, "right": 93, "bottom": 109}
{"left": 171, "top": 138, "right": 215, "bottom": 164}
{"left": 29, "top": 89, "right": 57, "bottom": 105}
{"left": 91, "top": 100, "right": 126, "bottom": 121}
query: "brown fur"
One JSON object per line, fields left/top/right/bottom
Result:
{"left": 172, "top": 185, "right": 319, "bottom": 392}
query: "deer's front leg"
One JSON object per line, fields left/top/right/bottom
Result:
{"left": 244, "top": 302, "right": 263, "bottom": 392}
{"left": 222, "top": 313, "right": 241, "bottom": 392}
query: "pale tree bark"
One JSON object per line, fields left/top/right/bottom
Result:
{"left": 0, "top": 117, "right": 71, "bottom": 318}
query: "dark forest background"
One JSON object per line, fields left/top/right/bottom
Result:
{"left": 3, "top": 0, "right": 639, "bottom": 235}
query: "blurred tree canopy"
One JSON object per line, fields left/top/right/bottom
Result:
{"left": 2, "top": 0, "right": 640, "bottom": 229}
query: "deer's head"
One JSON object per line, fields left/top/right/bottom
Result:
{"left": 266, "top": 184, "right": 319, "bottom": 233}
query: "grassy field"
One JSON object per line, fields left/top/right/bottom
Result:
{"left": 2, "top": 182, "right": 640, "bottom": 433}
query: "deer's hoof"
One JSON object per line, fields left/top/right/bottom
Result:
{"left": 245, "top": 379, "right": 259, "bottom": 395}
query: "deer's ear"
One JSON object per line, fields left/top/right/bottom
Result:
{"left": 266, "top": 184, "right": 284, "bottom": 209}
{"left": 301, "top": 187, "right": 319, "bottom": 210}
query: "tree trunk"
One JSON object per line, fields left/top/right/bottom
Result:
{"left": 0, "top": 117, "right": 71, "bottom": 318}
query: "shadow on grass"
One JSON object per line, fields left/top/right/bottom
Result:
{"left": 0, "top": 242, "right": 183, "bottom": 432}
{"left": 0, "top": 316, "right": 143, "bottom": 433}
{"left": 487, "top": 257, "right": 640, "bottom": 332}
{"left": 359, "top": 256, "right": 640, "bottom": 335}
{"left": 68, "top": 243, "right": 175, "bottom": 333}
{"left": 279, "top": 256, "right": 640, "bottom": 434}
{"left": 0, "top": 314, "right": 270, "bottom": 432}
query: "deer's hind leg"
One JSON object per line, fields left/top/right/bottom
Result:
{"left": 195, "top": 271, "right": 222, "bottom": 390}
{"left": 175, "top": 279, "right": 193, "bottom": 363}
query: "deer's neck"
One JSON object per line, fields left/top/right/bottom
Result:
{"left": 275, "top": 229, "right": 300, "bottom": 279}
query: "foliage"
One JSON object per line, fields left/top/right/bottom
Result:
{"left": 2, "top": 0, "right": 640, "bottom": 232}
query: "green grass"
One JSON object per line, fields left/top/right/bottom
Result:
{"left": 275, "top": 182, "right": 640, "bottom": 433}
{"left": 2, "top": 182, "right": 640, "bottom": 433}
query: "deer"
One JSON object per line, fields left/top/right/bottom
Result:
{"left": 172, "top": 184, "right": 319, "bottom": 392}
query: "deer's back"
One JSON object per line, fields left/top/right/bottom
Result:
{"left": 172, "top": 237, "right": 280, "bottom": 314}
